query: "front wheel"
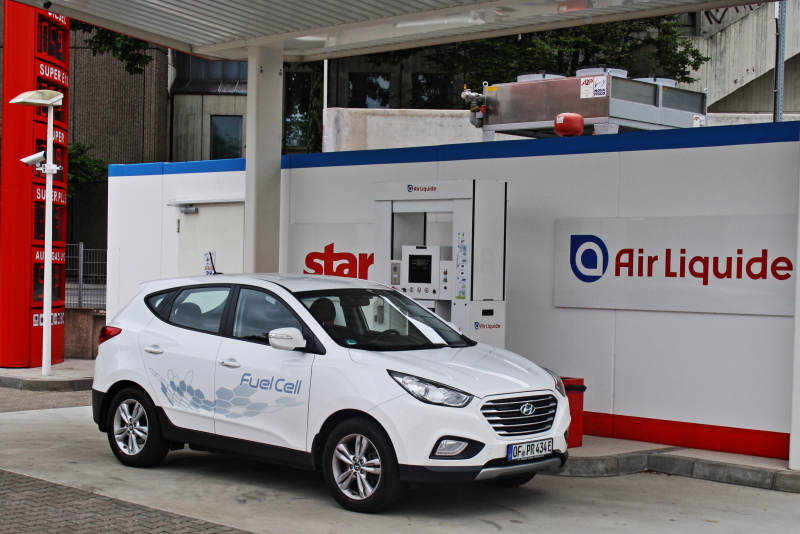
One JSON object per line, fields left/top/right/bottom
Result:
{"left": 323, "top": 418, "right": 406, "bottom": 513}
{"left": 106, "top": 387, "right": 170, "bottom": 468}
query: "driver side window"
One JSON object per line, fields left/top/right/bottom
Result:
{"left": 233, "top": 288, "right": 303, "bottom": 344}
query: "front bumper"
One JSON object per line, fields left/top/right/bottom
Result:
{"left": 400, "top": 451, "right": 568, "bottom": 484}
{"left": 369, "top": 388, "right": 571, "bottom": 484}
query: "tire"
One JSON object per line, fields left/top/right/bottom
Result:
{"left": 322, "top": 418, "right": 406, "bottom": 513}
{"left": 106, "top": 387, "right": 170, "bottom": 468}
{"left": 485, "top": 472, "right": 536, "bottom": 488}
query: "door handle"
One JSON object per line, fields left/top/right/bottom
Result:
{"left": 143, "top": 346, "right": 163, "bottom": 355}
{"left": 219, "top": 359, "right": 241, "bottom": 368}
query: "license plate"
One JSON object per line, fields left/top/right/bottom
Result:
{"left": 507, "top": 438, "right": 553, "bottom": 461}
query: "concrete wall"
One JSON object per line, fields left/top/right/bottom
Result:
{"left": 710, "top": 54, "right": 800, "bottom": 113}
{"left": 69, "top": 37, "right": 169, "bottom": 165}
{"left": 171, "top": 94, "right": 247, "bottom": 162}
{"left": 107, "top": 123, "right": 800, "bottom": 458}
{"left": 679, "top": 2, "right": 800, "bottom": 107}
{"left": 324, "top": 108, "right": 517, "bottom": 151}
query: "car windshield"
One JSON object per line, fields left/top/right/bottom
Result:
{"left": 294, "top": 288, "right": 474, "bottom": 351}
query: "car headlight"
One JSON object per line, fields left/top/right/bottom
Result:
{"left": 543, "top": 368, "right": 566, "bottom": 397}
{"left": 388, "top": 371, "right": 473, "bottom": 408}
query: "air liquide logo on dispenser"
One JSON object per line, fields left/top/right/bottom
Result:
{"left": 555, "top": 216, "right": 798, "bottom": 316}
{"left": 474, "top": 322, "right": 501, "bottom": 330}
{"left": 570, "top": 235, "right": 609, "bottom": 282}
{"left": 407, "top": 184, "right": 437, "bottom": 193}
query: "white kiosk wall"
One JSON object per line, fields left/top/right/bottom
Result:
{"left": 108, "top": 123, "right": 800, "bottom": 460}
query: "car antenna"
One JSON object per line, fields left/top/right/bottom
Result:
{"left": 208, "top": 252, "right": 223, "bottom": 275}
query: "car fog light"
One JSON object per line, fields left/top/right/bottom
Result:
{"left": 435, "top": 439, "right": 468, "bottom": 457}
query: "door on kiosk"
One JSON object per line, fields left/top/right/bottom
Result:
{"left": 214, "top": 287, "right": 314, "bottom": 450}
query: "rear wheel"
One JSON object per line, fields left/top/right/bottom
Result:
{"left": 323, "top": 418, "right": 406, "bottom": 513}
{"left": 485, "top": 472, "right": 536, "bottom": 488}
{"left": 106, "top": 387, "right": 170, "bottom": 468}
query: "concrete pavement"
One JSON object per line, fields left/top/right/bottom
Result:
{"left": 0, "top": 360, "right": 94, "bottom": 391}
{"left": 0, "top": 406, "right": 798, "bottom": 533}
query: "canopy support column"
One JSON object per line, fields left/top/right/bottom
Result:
{"left": 244, "top": 44, "right": 284, "bottom": 273}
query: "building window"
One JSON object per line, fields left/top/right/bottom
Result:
{"left": 210, "top": 115, "right": 242, "bottom": 159}
{"left": 349, "top": 73, "right": 391, "bottom": 108}
{"left": 411, "top": 74, "right": 453, "bottom": 109}
{"left": 284, "top": 71, "right": 312, "bottom": 148}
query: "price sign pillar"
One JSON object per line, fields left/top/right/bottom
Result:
{"left": 0, "top": 1, "right": 69, "bottom": 367}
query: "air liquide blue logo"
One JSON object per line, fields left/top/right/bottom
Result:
{"left": 570, "top": 235, "right": 609, "bottom": 283}
{"left": 407, "top": 184, "right": 414, "bottom": 192}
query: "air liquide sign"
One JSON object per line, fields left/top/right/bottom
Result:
{"left": 554, "top": 216, "right": 797, "bottom": 316}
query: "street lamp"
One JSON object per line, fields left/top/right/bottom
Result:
{"left": 10, "top": 89, "right": 64, "bottom": 376}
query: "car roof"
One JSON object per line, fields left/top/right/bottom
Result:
{"left": 141, "top": 273, "right": 389, "bottom": 294}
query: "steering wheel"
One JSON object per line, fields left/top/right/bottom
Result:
{"left": 374, "top": 329, "right": 402, "bottom": 341}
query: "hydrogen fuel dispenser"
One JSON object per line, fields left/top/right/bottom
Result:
{"left": 373, "top": 179, "right": 507, "bottom": 348}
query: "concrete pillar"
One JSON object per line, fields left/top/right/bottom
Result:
{"left": 243, "top": 45, "right": 284, "bottom": 273}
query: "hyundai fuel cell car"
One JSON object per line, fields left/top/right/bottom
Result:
{"left": 92, "top": 274, "right": 570, "bottom": 512}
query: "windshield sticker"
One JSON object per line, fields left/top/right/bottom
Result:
{"left": 150, "top": 368, "right": 304, "bottom": 419}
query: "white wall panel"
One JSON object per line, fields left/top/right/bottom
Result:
{"left": 619, "top": 142, "right": 800, "bottom": 217}
{"left": 614, "top": 310, "right": 794, "bottom": 433}
{"left": 107, "top": 174, "right": 164, "bottom": 319}
{"left": 289, "top": 162, "right": 436, "bottom": 225}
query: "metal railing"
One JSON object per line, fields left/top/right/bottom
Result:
{"left": 66, "top": 243, "right": 107, "bottom": 310}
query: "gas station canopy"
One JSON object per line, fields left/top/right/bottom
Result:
{"left": 23, "top": 0, "right": 752, "bottom": 61}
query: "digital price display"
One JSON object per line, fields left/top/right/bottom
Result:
{"left": 36, "top": 14, "right": 68, "bottom": 68}
{"left": 33, "top": 139, "right": 66, "bottom": 182}
{"left": 34, "top": 202, "right": 66, "bottom": 242}
{"left": 33, "top": 263, "right": 65, "bottom": 302}
{"left": 35, "top": 77, "right": 67, "bottom": 125}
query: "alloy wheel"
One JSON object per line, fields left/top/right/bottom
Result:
{"left": 113, "top": 399, "right": 148, "bottom": 455}
{"left": 331, "top": 433, "right": 382, "bottom": 500}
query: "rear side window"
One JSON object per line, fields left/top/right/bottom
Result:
{"left": 169, "top": 287, "right": 231, "bottom": 334}
{"left": 232, "top": 288, "right": 303, "bottom": 343}
{"left": 146, "top": 290, "right": 175, "bottom": 315}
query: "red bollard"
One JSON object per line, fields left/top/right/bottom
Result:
{"left": 561, "top": 377, "right": 586, "bottom": 448}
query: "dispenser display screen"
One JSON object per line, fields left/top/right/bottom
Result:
{"left": 408, "top": 255, "right": 432, "bottom": 284}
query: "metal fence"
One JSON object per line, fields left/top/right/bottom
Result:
{"left": 66, "top": 243, "right": 107, "bottom": 310}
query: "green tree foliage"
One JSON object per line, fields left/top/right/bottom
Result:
{"left": 67, "top": 143, "right": 107, "bottom": 196}
{"left": 71, "top": 21, "right": 154, "bottom": 75}
{"left": 368, "top": 16, "right": 708, "bottom": 94}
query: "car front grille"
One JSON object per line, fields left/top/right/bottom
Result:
{"left": 480, "top": 393, "right": 558, "bottom": 436}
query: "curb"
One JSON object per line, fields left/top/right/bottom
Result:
{"left": 543, "top": 449, "right": 800, "bottom": 494}
{"left": 0, "top": 376, "right": 93, "bottom": 392}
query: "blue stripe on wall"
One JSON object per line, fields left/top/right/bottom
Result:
{"left": 108, "top": 122, "right": 800, "bottom": 176}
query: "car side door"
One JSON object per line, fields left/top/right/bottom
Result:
{"left": 214, "top": 286, "right": 316, "bottom": 451}
{"left": 141, "top": 285, "right": 232, "bottom": 434}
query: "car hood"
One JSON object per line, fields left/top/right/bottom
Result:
{"left": 348, "top": 343, "right": 555, "bottom": 399}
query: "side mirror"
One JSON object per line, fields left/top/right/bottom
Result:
{"left": 445, "top": 321, "right": 462, "bottom": 333}
{"left": 268, "top": 327, "right": 307, "bottom": 351}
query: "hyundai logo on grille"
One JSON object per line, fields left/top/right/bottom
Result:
{"left": 519, "top": 403, "right": 535, "bottom": 416}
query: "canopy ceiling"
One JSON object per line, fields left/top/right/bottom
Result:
{"left": 20, "top": 0, "right": 755, "bottom": 60}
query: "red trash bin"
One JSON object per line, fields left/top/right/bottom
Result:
{"left": 560, "top": 377, "right": 586, "bottom": 448}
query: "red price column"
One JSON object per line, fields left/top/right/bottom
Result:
{"left": 0, "top": 2, "right": 69, "bottom": 367}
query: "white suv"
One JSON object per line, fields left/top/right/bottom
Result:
{"left": 92, "top": 274, "right": 570, "bottom": 512}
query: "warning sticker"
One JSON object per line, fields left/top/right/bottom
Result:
{"left": 580, "top": 77, "right": 594, "bottom": 98}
